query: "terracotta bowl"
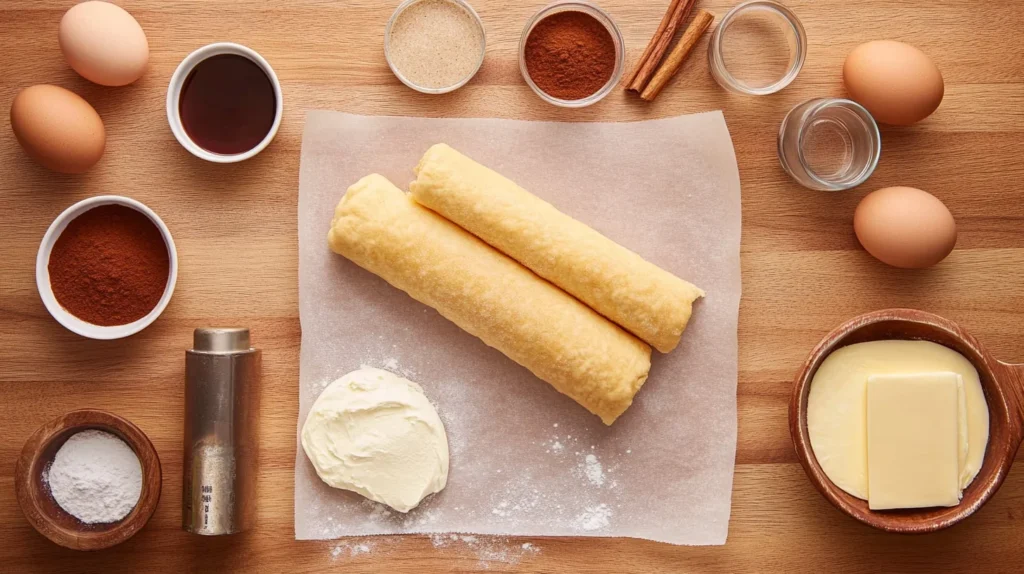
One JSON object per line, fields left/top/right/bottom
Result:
{"left": 790, "top": 309, "right": 1024, "bottom": 533}
{"left": 15, "top": 409, "right": 162, "bottom": 550}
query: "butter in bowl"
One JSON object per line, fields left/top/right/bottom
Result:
{"left": 790, "top": 309, "right": 1024, "bottom": 532}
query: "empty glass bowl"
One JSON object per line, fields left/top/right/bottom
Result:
{"left": 778, "top": 98, "right": 881, "bottom": 191}
{"left": 708, "top": 1, "right": 806, "bottom": 95}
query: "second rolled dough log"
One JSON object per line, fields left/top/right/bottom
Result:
{"left": 328, "top": 174, "right": 652, "bottom": 425}
{"left": 410, "top": 144, "right": 704, "bottom": 353}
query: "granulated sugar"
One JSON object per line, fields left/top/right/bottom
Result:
{"left": 387, "top": 0, "right": 484, "bottom": 90}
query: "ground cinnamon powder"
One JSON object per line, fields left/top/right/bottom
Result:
{"left": 524, "top": 11, "right": 616, "bottom": 101}
{"left": 48, "top": 205, "right": 169, "bottom": 326}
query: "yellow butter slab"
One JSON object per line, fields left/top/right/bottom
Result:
{"left": 866, "top": 372, "right": 962, "bottom": 510}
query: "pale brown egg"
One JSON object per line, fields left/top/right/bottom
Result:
{"left": 854, "top": 187, "right": 957, "bottom": 269}
{"left": 59, "top": 1, "right": 149, "bottom": 86}
{"left": 10, "top": 85, "right": 106, "bottom": 174}
{"left": 843, "top": 41, "right": 943, "bottom": 126}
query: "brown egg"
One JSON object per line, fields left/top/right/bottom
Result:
{"left": 10, "top": 85, "right": 105, "bottom": 174}
{"left": 854, "top": 187, "right": 957, "bottom": 269}
{"left": 843, "top": 41, "right": 944, "bottom": 125}
{"left": 59, "top": 1, "right": 149, "bottom": 87}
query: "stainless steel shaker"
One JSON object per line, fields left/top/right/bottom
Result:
{"left": 183, "top": 327, "right": 261, "bottom": 535}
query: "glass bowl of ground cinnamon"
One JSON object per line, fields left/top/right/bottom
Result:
{"left": 519, "top": 1, "right": 624, "bottom": 108}
{"left": 35, "top": 196, "right": 178, "bottom": 340}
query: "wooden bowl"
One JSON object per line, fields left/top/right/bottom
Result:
{"left": 15, "top": 409, "right": 162, "bottom": 550}
{"left": 790, "top": 309, "right": 1024, "bottom": 533}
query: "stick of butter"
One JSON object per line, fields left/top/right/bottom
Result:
{"left": 866, "top": 372, "right": 963, "bottom": 510}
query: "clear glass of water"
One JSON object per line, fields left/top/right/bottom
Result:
{"left": 708, "top": 1, "right": 806, "bottom": 95}
{"left": 778, "top": 98, "right": 881, "bottom": 192}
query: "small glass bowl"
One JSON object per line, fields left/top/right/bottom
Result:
{"left": 778, "top": 98, "right": 881, "bottom": 191}
{"left": 708, "top": 0, "right": 806, "bottom": 95}
{"left": 519, "top": 1, "right": 624, "bottom": 108}
{"left": 384, "top": 0, "right": 487, "bottom": 94}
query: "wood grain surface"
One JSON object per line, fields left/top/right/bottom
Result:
{"left": 1, "top": 0, "right": 1023, "bottom": 572}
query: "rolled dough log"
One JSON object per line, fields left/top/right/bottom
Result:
{"left": 328, "top": 174, "right": 652, "bottom": 425}
{"left": 410, "top": 144, "right": 705, "bottom": 353}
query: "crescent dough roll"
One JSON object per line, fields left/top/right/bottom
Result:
{"left": 328, "top": 174, "right": 651, "bottom": 425}
{"left": 410, "top": 144, "right": 704, "bottom": 353}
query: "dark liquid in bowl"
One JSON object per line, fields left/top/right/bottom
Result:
{"left": 179, "top": 54, "right": 277, "bottom": 155}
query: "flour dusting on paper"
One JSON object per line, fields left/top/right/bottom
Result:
{"left": 297, "top": 112, "right": 741, "bottom": 545}
{"left": 430, "top": 534, "right": 542, "bottom": 569}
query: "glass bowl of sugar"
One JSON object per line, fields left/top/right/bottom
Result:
{"left": 385, "top": 0, "right": 487, "bottom": 94}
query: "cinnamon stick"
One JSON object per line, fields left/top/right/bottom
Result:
{"left": 626, "top": 0, "right": 698, "bottom": 92}
{"left": 640, "top": 9, "right": 715, "bottom": 101}
{"left": 622, "top": 0, "right": 683, "bottom": 88}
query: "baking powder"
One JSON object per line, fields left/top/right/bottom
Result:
{"left": 45, "top": 429, "right": 142, "bottom": 524}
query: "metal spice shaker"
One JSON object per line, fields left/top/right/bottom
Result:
{"left": 183, "top": 327, "right": 261, "bottom": 535}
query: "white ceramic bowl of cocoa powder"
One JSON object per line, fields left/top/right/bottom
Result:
{"left": 36, "top": 195, "right": 178, "bottom": 340}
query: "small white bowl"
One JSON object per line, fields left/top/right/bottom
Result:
{"left": 36, "top": 196, "right": 178, "bottom": 340}
{"left": 166, "top": 42, "right": 283, "bottom": 163}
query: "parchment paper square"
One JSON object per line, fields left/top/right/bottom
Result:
{"left": 296, "top": 111, "right": 740, "bottom": 545}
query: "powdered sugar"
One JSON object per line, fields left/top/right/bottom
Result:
{"left": 45, "top": 430, "right": 142, "bottom": 524}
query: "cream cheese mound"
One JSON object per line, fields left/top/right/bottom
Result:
{"left": 301, "top": 367, "right": 449, "bottom": 513}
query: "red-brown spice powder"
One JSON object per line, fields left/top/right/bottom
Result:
{"left": 524, "top": 11, "right": 616, "bottom": 101}
{"left": 48, "top": 205, "right": 170, "bottom": 326}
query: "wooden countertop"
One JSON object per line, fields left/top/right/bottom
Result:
{"left": 2, "top": 1, "right": 1023, "bottom": 571}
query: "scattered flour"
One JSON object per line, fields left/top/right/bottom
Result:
{"left": 540, "top": 432, "right": 577, "bottom": 455}
{"left": 364, "top": 500, "right": 394, "bottom": 522}
{"left": 573, "top": 504, "right": 612, "bottom": 532}
{"left": 491, "top": 501, "right": 510, "bottom": 517}
{"left": 583, "top": 454, "right": 605, "bottom": 487}
{"left": 359, "top": 354, "right": 418, "bottom": 380}
{"left": 329, "top": 540, "right": 375, "bottom": 559}
{"left": 401, "top": 508, "right": 439, "bottom": 529}
{"left": 430, "top": 534, "right": 541, "bottom": 568}
{"left": 487, "top": 473, "right": 548, "bottom": 523}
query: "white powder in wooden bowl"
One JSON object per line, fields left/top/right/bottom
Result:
{"left": 387, "top": 0, "right": 484, "bottom": 90}
{"left": 45, "top": 429, "right": 142, "bottom": 524}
